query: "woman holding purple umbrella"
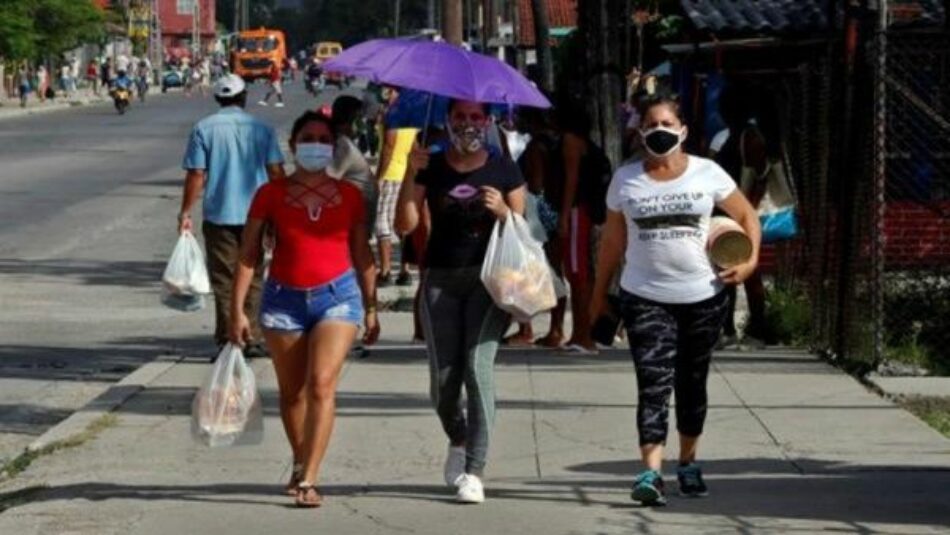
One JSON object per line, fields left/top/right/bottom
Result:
{"left": 396, "top": 99, "right": 526, "bottom": 504}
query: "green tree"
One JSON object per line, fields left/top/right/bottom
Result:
{"left": 33, "top": 0, "right": 105, "bottom": 57}
{"left": 1, "top": 0, "right": 104, "bottom": 61}
{"left": 0, "top": 3, "right": 39, "bottom": 60}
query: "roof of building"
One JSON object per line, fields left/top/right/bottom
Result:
{"left": 518, "top": 0, "right": 578, "bottom": 47}
{"left": 679, "top": 0, "right": 832, "bottom": 33}
{"left": 679, "top": 0, "right": 945, "bottom": 34}
{"left": 887, "top": 0, "right": 946, "bottom": 27}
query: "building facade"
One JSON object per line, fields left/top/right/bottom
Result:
{"left": 157, "top": 0, "right": 216, "bottom": 58}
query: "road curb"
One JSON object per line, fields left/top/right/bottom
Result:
{"left": 26, "top": 354, "right": 185, "bottom": 453}
{"left": 0, "top": 87, "right": 165, "bottom": 122}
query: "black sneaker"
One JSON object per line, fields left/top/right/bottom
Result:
{"left": 631, "top": 470, "right": 666, "bottom": 506}
{"left": 677, "top": 463, "right": 709, "bottom": 497}
{"left": 395, "top": 271, "right": 412, "bottom": 286}
{"left": 377, "top": 272, "right": 392, "bottom": 288}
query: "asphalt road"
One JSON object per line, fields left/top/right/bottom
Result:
{"left": 0, "top": 81, "right": 362, "bottom": 464}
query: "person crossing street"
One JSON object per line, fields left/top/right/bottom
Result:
{"left": 259, "top": 62, "right": 285, "bottom": 108}
{"left": 177, "top": 74, "right": 286, "bottom": 359}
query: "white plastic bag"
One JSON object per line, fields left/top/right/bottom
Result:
{"left": 161, "top": 231, "right": 211, "bottom": 311}
{"left": 191, "top": 344, "right": 263, "bottom": 447}
{"left": 480, "top": 212, "right": 557, "bottom": 321}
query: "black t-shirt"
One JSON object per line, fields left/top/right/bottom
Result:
{"left": 416, "top": 153, "right": 525, "bottom": 269}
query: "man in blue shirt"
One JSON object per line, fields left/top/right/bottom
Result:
{"left": 177, "top": 74, "right": 285, "bottom": 358}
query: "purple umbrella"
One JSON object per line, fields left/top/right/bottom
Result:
{"left": 323, "top": 39, "right": 551, "bottom": 108}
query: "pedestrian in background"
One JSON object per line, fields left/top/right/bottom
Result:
{"left": 505, "top": 107, "right": 564, "bottom": 346}
{"left": 36, "top": 65, "right": 48, "bottom": 103}
{"left": 59, "top": 62, "right": 73, "bottom": 98}
{"left": 258, "top": 61, "right": 285, "bottom": 108}
{"left": 177, "top": 74, "right": 285, "bottom": 359}
{"left": 16, "top": 65, "right": 31, "bottom": 108}
{"left": 710, "top": 83, "right": 775, "bottom": 348}
{"left": 554, "top": 102, "right": 611, "bottom": 354}
{"left": 328, "top": 95, "right": 378, "bottom": 234}
{"left": 100, "top": 58, "right": 112, "bottom": 90}
{"left": 375, "top": 88, "right": 416, "bottom": 287}
{"left": 396, "top": 99, "right": 527, "bottom": 504}
{"left": 86, "top": 60, "right": 99, "bottom": 95}
{"left": 592, "top": 95, "right": 761, "bottom": 506}
{"left": 229, "top": 110, "right": 380, "bottom": 508}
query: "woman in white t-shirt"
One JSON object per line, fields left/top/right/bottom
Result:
{"left": 591, "top": 95, "right": 761, "bottom": 506}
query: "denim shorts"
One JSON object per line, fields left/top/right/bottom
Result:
{"left": 260, "top": 270, "right": 364, "bottom": 332}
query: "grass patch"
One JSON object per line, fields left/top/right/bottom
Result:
{"left": 763, "top": 283, "right": 812, "bottom": 347}
{"left": 899, "top": 396, "right": 950, "bottom": 438}
{"left": 0, "top": 413, "right": 118, "bottom": 482}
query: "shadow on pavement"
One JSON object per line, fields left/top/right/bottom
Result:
{"left": 112, "top": 385, "right": 906, "bottom": 420}
{"left": 2, "top": 463, "right": 948, "bottom": 528}
{"left": 0, "top": 258, "right": 165, "bottom": 289}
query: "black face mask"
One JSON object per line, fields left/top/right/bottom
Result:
{"left": 642, "top": 127, "right": 683, "bottom": 157}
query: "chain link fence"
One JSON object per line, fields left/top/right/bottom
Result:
{"left": 756, "top": 25, "right": 948, "bottom": 375}
{"left": 805, "top": 27, "right": 950, "bottom": 374}
{"left": 871, "top": 29, "right": 950, "bottom": 374}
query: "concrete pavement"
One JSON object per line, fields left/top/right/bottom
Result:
{"left": 1, "top": 78, "right": 948, "bottom": 534}
{"left": 0, "top": 336, "right": 947, "bottom": 534}
{"left": 0, "top": 82, "right": 356, "bottom": 465}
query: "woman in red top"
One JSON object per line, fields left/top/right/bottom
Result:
{"left": 230, "top": 111, "right": 379, "bottom": 508}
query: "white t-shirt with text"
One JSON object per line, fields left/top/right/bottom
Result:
{"left": 606, "top": 155, "right": 737, "bottom": 304}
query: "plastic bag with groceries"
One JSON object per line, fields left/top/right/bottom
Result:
{"left": 480, "top": 211, "right": 557, "bottom": 321}
{"left": 191, "top": 344, "right": 263, "bottom": 447}
{"left": 161, "top": 231, "right": 211, "bottom": 312}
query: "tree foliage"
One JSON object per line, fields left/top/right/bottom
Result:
{"left": 0, "top": 0, "right": 105, "bottom": 60}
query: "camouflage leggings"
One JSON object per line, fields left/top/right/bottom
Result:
{"left": 619, "top": 290, "right": 729, "bottom": 446}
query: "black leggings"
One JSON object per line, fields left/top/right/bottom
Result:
{"left": 619, "top": 290, "right": 729, "bottom": 446}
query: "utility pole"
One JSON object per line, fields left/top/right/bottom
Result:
{"left": 192, "top": 0, "right": 201, "bottom": 59}
{"left": 530, "top": 0, "right": 554, "bottom": 93}
{"left": 395, "top": 0, "right": 401, "bottom": 36}
{"left": 428, "top": 0, "right": 436, "bottom": 29}
{"left": 443, "top": 0, "right": 463, "bottom": 45}
{"left": 233, "top": 0, "right": 240, "bottom": 33}
{"left": 510, "top": 0, "right": 523, "bottom": 69}
{"left": 149, "top": 0, "right": 162, "bottom": 70}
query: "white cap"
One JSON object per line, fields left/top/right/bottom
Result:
{"left": 213, "top": 74, "right": 246, "bottom": 98}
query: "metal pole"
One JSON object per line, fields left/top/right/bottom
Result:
{"left": 395, "top": 0, "right": 401, "bottom": 36}
{"left": 193, "top": 0, "right": 201, "bottom": 59}
{"left": 233, "top": 0, "right": 240, "bottom": 33}
{"left": 428, "top": 0, "right": 436, "bottom": 29}
{"left": 871, "top": 0, "right": 888, "bottom": 367}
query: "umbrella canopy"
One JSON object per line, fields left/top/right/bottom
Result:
{"left": 324, "top": 39, "right": 551, "bottom": 108}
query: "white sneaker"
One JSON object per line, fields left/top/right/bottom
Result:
{"left": 444, "top": 445, "right": 466, "bottom": 486}
{"left": 275, "top": 102, "right": 285, "bottom": 108}
{"left": 257, "top": 100, "right": 268, "bottom": 106}
{"left": 455, "top": 474, "right": 485, "bottom": 504}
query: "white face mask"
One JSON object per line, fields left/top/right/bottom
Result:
{"left": 295, "top": 142, "right": 334, "bottom": 173}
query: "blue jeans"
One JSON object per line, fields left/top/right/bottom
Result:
{"left": 260, "top": 270, "right": 364, "bottom": 332}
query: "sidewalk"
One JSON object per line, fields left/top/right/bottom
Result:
{"left": 0, "top": 320, "right": 947, "bottom": 535}
{"left": 0, "top": 87, "right": 162, "bottom": 121}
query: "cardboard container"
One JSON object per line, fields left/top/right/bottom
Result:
{"left": 708, "top": 216, "right": 753, "bottom": 268}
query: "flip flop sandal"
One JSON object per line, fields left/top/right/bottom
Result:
{"left": 295, "top": 482, "right": 323, "bottom": 508}
{"left": 285, "top": 463, "right": 303, "bottom": 496}
{"left": 503, "top": 335, "right": 535, "bottom": 347}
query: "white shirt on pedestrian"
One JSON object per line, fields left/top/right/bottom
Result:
{"left": 606, "top": 155, "right": 736, "bottom": 304}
